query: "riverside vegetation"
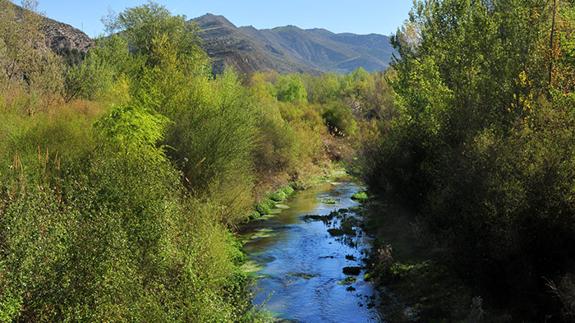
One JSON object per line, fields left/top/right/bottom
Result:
{"left": 2, "top": 0, "right": 575, "bottom": 321}
{"left": 360, "top": 0, "right": 575, "bottom": 321}
{"left": 0, "top": 1, "right": 388, "bottom": 321}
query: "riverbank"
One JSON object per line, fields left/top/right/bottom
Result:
{"left": 361, "top": 198, "right": 514, "bottom": 322}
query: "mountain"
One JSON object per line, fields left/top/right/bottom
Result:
{"left": 41, "top": 15, "right": 93, "bottom": 56}
{"left": 5, "top": 2, "right": 394, "bottom": 75}
{"left": 192, "top": 14, "right": 395, "bottom": 74}
{"left": 192, "top": 14, "right": 313, "bottom": 74}
{"left": 3, "top": 1, "right": 93, "bottom": 56}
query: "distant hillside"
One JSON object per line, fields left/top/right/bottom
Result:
{"left": 6, "top": 2, "right": 394, "bottom": 75}
{"left": 4, "top": 1, "right": 93, "bottom": 56}
{"left": 41, "top": 15, "right": 93, "bottom": 56}
{"left": 193, "top": 14, "right": 395, "bottom": 74}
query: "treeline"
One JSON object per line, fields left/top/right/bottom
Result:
{"left": 0, "top": 1, "right": 386, "bottom": 321}
{"left": 363, "top": 0, "right": 575, "bottom": 320}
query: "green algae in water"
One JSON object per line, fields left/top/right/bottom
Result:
{"left": 339, "top": 276, "right": 357, "bottom": 285}
{"left": 244, "top": 228, "right": 277, "bottom": 242}
{"left": 321, "top": 197, "right": 338, "bottom": 205}
{"left": 288, "top": 272, "right": 318, "bottom": 280}
{"left": 351, "top": 192, "right": 369, "bottom": 203}
{"left": 241, "top": 260, "right": 264, "bottom": 274}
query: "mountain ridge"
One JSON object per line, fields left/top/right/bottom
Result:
{"left": 8, "top": 3, "right": 394, "bottom": 75}
{"left": 193, "top": 13, "right": 395, "bottom": 74}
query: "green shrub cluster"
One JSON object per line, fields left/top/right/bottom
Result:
{"left": 0, "top": 100, "right": 257, "bottom": 321}
{"left": 351, "top": 191, "right": 369, "bottom": 203}
{"left": 249, "top": 72, "right": 327, "bottom": 178}
{"left": 322, "top": 102, "right": 358, "bottom": 137}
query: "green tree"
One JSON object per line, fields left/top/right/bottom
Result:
{"left": 276, "top": 74, "right": 308, "bottom": 103}
{"left": 105, "top": 2, "right": 207, "bottom": 73}
{"left": 365, "top": 0, "right": 575, "bottom": 319}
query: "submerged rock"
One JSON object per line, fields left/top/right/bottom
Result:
{"left": 343, "top": 266, "right": 362, "bottom": 276}
{"left": 346, "top": 255, "right": 357, "bottom": 261}
{"left": 288, "top": 272, "right": 318, "bottom": 280}
{"left": 302, "top": 214, "right": 334, "bottom": 224}
{"left": 328, "top": 228, "right": 345, "bottom": 236}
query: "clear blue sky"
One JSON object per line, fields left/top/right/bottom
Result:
{"left": 33, "top": 0, "right": 413, "bottom": 38}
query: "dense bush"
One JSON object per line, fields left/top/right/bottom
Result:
{"left": 0, "top": 100, "right": 256, "bottom": 321}
{"left": 249, "top": 72, "right": 328, "bottom": 181}
{"left": 322, "top": 101, "right": 358, "bottom": 137}
{"left": 275, "top": 74, "right": 308, "bottom": 103}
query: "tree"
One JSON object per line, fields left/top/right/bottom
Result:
{"left": 365, "top": 0, "right": 575, "bottom": 319}
{"left": 275, "top": 74, "right": 308, "bottom": 103}
{"left": 104, "top": 2, "right": 207, "bottom": 73}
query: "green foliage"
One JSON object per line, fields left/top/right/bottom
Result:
{"left": 351, "top": 191, "right": 368, "bottom": 203}
{"left": 163, "top": 70, "right": 257, "bottom": 223}
{"left": 269, "top": 185, "right": 295, "bottom": 202}
{"left": 0, "top": 104, "right": 253, "bottom": 321}
{"left": 305, "top": 73, "right": 342, "bottom": 104}
{"left": 322, "top": 102, "right": 358, "bottom": 137}
{"left": 255, "top": 198, "right": 276, "bottom": 216}
{"left": 95, "top": 104, "right": 169, "bottom": 156}
{"left": 269, "top": 191, "right": 287, "bottom": 202}
{"left": 0, "top": 1, "right": 388, "bottom": 320}
{"left": 249, "top": 72, "right": 328, "bottom": 178}
{"left": 105, "top": 2, "right": 207, "bottom": 73}
{"left": 64, "top": 49, "right": 115, "bottom": 102}
{"left": 364, "top": 0, "right": 575, "bottom": 319}
{"left": 275, "top": 74, "right": 308, "bottom": 103}
{"left": 0, "top": 3, "right": 267, "bottom": 320}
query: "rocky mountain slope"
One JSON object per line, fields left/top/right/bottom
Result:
{"left": 4, "top": 1, "right": 93, "bottom": 56}
{"left": 7, "top": 1, "right": 394, "bottom": 74}
{"left": 193, "top": 14, "right": 395, "bottom": 74}
{"left": 41, "top": 15, "right": 93, "bottom": 56}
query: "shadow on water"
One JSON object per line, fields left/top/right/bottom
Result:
{"left": 241, "top": 180, "right": 383, "bottom": 323}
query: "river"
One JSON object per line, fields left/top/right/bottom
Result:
{"left": 241, "top": 180, "right": 382, "bottom": 322}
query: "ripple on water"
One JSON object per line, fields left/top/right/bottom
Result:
{"left": 243, "top": 181, "right": 383, "bottom": 322}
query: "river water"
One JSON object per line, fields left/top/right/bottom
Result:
{"left": 241, "top": 180, "right": 382, "bottom": 322}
